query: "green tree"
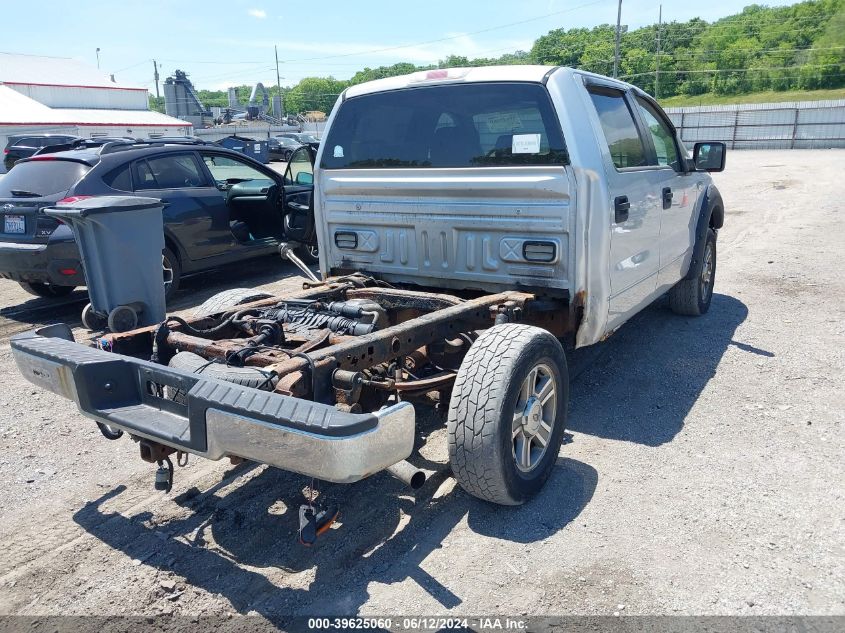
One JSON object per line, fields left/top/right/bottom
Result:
{"left": 148, "top": 95, "right": 165, "bottom": 113}
{"left": 285, "top": 77, "right": 349, "bottom": 114}
{"left": 349, "top": 63, "right": 422, "bottom": 85}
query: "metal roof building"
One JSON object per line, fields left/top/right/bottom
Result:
{"left": 1, "top": 52, "right": 191, "bottom": 172}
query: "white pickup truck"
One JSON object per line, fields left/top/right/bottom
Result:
{"left": 12, "top": 66, "right": 725, "bottom": 514}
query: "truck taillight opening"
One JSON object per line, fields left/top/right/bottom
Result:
{"left": 523, "top": 241, "right": 557, "bottom": 263}
{"left": 335, "top": 231, "right": 358, "bottom": 249}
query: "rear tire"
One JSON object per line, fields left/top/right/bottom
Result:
{"left": 669, "top": 228, "right": 716, "bottom": 316}
{"left": 448, "top": 324, "right": 569, "bottom": 505}
{"left": 19, "top": 281, "right": 75, "bottom": 299}
{"left": 192, "top": 288, "right": 273, "bottom": 318}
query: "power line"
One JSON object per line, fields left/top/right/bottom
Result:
{"left": 157, "top": 58, "right": 268, "bottom": 65}
{"left": 159, "top": 44, "right": 532, "bottom": 69}
{"left": 656, "top": 46, "right": 845, "bottom": 58}
{"left": 147, "top": 0, "right": 611, "bottom": 72}
{"left": 188, "top": 65, "right": 277, "bottom": 83}
{"left": 664, "top": 71, "right": 845, "bottom": 82}
{"left": 278, "top": 0, "right": 611, "bottom": 64}
{"left": 112, "top": 58, "right": 152, "bottom": 74}
{"left": 642, "top": 11, "right": 837, "bottom": 33}
{"left": 620, "top": 62, "right": 845, "bottom": 79}
{"left": 657, "top": 21, "right": 834, "bottom": 43}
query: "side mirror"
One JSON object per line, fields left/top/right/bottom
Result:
{"left": 295, "top": 172, "right": 314, "bottom": 186}
{"left": 693, "top": 142, "right": 726, "bottom": 172}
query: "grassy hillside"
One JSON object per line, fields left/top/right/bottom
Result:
{"left": 660, "top": 86, "right": 845, "bottom": 107}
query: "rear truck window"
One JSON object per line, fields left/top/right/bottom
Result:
{"left": 0, "top": 160, "right": 91, "bottom": 197}
{"left": 320, "top": 82, "right": 568, "bottom": 169}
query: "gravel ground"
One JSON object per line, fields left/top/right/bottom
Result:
{"left": 0, "top": 150, "right": 841, "bottom": 618}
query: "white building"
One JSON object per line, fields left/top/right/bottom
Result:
{"left": 1, "top": 52, "right": 192, "bottom": 172}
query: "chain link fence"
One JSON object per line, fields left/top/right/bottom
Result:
{"left": 665, "top": 99, "right": 845, "bottom": 150}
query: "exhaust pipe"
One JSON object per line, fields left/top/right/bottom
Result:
{"left": 386, "top": 460, "right": 427, "bottom": 490}
{"left": 279, "top": 242, "right": 320, "bottom": 283}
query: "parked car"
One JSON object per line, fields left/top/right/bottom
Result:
{"left": 31, "top": 137, "right": 140, "bottom": 156}
{"left": 3, "top": 134, "right": 81, "bottom": 171}
{"left": 10, "top": 66, "right": 725, "bottom": 521}
{"left": 276, "top": 132, "right": 320, "bottom": 145}
{"left": 269, "top": 136, "right": 302, "bottom": 161}
{"left": 0, "top": 141, "right": 318, "bottom": 299}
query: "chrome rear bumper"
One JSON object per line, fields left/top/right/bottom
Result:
{"left": 11, "top": 327, "right": 414, "bottom": 483}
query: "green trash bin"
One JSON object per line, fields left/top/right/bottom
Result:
{"left": 45, "top": 196, "right": 166, "bottom": 332}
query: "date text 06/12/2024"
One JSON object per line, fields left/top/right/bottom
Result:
{"left": 307, "top": 617, "right": 527, "bottom": 630}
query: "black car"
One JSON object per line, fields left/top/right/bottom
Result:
{"left": 4, "top": 134, "right": 81, "bottom": 171}
{"left": 0, "top": 141, "right": 317, "bottom": 299}
{"left": 268, "top": 136, "right": 301, "bottom": 162}
{"left": 31, "top": 137, "right": 141, "bottom": 156}
{"left": 276, "top": 132, "right": 320, "bottom": 145}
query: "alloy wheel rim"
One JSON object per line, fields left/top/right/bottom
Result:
{"left": 700, "top": 241, "right": 714, "bottom": 301}
{"left": 162, "top": 254, "right": 174, "bottom": 293}
{"left": 512, "top": 363, "right": 557, "bottom": 472}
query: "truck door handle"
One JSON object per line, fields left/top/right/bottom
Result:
{"left": 614, "top": 196, "right": 630, "bottom": 223}
{"left": 662, "top": 187, "right": 673, "bottom": 209}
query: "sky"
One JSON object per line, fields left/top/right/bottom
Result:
{"left": 2, "top": 0, "right": 802, "bottom": 92}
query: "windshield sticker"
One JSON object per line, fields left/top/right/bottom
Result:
{"left": 333, "top": 145, "right": 344, "bottom": 158}
{"left": 512, "top": 133, "right": 541, "bottom": 154}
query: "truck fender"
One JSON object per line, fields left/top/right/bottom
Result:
{"left": 684, "top": 184, "right": 723, "bottom": 281}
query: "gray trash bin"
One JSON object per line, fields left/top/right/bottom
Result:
{"left": 44, "top": 196, "right": 166, "bottom": 332}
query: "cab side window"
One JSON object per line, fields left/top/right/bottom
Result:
{"left": 635, "top": 97, "right": 681, "bottom": 171}
{"left": 587, "top": 88, "right": 648, "bottom": 170}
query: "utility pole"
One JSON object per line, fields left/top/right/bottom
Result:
{"left": 96, "top": 47, "right": 101, "bottom": 69}
{"left": 153, "top": 60, "right": 160, "bottom": 99}
{"left": 655, "top": 4, "right": 662, "bottom": 98}
{"left": 613, "top": 0, "right": 622, "bottom": 78}
{"left": 275, "top": 45, "right": 283, "bottom": 116}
